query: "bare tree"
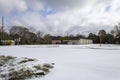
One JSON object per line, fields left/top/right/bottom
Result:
{"left": 111, "top": 23, "right": 120, "bottom": 36}
{"left": 111, "top": 23, "right": 120, "bottom": 44}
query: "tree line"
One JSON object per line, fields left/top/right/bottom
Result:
{"left": 0, "top": 24, "right": 120, "bottom": 45}
{"left": 0, "top": 26, "right": 52, "bottom": 45}
{"left": 88, "top": 23, "right": 120, "bottom": 44}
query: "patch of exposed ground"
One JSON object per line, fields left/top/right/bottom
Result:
{"left": 0, "top": 55, "right": 54, "bottom": 80}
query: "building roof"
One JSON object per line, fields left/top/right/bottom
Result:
{"left": 52, "top": 37, "right": 80, "bottom": 40}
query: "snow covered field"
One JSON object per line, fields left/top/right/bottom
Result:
{"left": 0, "top": 44, "right": 120, "bottom": 80}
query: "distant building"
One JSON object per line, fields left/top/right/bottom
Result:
{"left": 52, "top": 37, "right": 93, "bottom": 44}
{"left": 0, "top": 40, "right": 15, "bottom": 45}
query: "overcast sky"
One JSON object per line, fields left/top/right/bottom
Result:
{"left": 0, "top": 0, "right": 120, "bottom": 36}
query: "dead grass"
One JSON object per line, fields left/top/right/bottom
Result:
{"left": 18, "top": 58, "right": 35, "bottom": 64}
{"left": 0, "top": 55, "right": 54, "bottom": 80}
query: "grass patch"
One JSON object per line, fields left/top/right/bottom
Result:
{"left": 33, "top": 65, "right": 42, "bottom": 70}
{"left": 0, "top": 55, "right": 15, "bottom": 66}
{"left": 42, "top": 63, "right": 54, "bottom": 69}
{"left": 18, "top": 58, "right": 35, "bottom": 64}
{"left": 41, "top": 67, "right": 50, "bottom": 73}
{"left": 0, "top": 55, "right": 54, "bottom": 80}
{"left": 9, "top": 68, "right": 34, "bottom": 80}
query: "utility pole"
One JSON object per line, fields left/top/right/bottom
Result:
{"left": 2, "top": 16, "right": 4, "bottom": 32}
{"left": 1, "top": 16, "right": 4, "bottom": 45}
{"left": 100, "top": 31, "right": 102, "bottom": 47}
{"left": 67, "top": 32, "right": 69, "bottom": 44}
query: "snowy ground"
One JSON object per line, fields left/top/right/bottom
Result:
{"left": 0, "top": 44, "right": 120, "bottom": 80}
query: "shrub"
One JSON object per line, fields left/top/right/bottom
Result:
{"left": 33, "top": 65, "right": 41, "bottom": 70}
{"left": 0, "top": 55, "right": 15, "bottom": 66}
{"left": 9, "top": 69, "right": 34, "bottom": 80}
{"left": 18, "top": 58, "right": 35, "bottom": 64}
{"left": 41, "top": 67, "right": 50, "bottom": 73}
{"left": 42, "top": 63, "right": 54, "bottom": 68}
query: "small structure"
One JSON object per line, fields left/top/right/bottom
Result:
{"left": 52, "top": 37, "right": 93, "bottom": 44}
{"left": 79, "top": 39, "right": 93, "bottom": 44}
{"left": 0, "top": 40, "right": 15, "bottom": 45}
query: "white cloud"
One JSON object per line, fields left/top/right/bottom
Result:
{"left": 11, "top": 12, "right": 46, "bottom": 30}
{"left": 1, "top": 0, "right": 120, "bottom": 36}
{"left": 25, "top": 0, "right": 44, "bottom": 11}
{"left": 0, "top": 0, "right": 27, "bottom": 13}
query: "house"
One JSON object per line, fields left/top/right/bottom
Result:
{"left": 52, "top": 37, "right": 93, "bottom": 44}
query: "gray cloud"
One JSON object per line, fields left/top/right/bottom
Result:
{"left": 0, "top": 0, "right": 120, "bottom": 36}
{"left": 25, "top": 0, "right": 44, "bottom": 11}
{"left": 41, "top": 0, "right": 89, "bottom": 10}
{"left": 0, "top": 0, "right": 27, "bottom": 14}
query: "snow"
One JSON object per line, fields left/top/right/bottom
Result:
{"left": 0, "top": 44, "right": 120, "bottom": 80}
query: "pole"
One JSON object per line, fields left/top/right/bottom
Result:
{"left": 100, "top": 31, "right": 102, "bottom": 47}
{"left": 2, "top": 16, "right": 4, "bottom": 31}
{"left": 2, "top": 16, "right": 4, "bottom": 45}
{"left": 67, "top": 32, "right": 69, "bottom": 44}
